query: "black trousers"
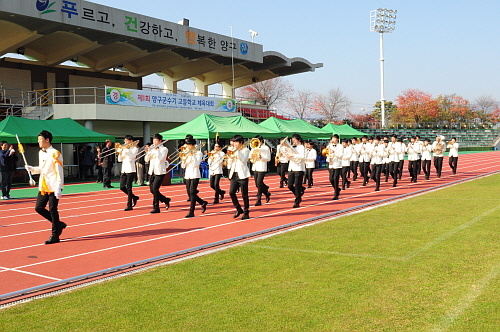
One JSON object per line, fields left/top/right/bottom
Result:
{"left": 350, "top": 161, "right": 359, "bottom": 180}
{"left": 341, "top": 166, "right": 350, "bottom": 189}
{"left": 103, "top": 166, "right": 113, "bottom": 187}
{"left": 185, "top": 178, "right": 204, "bottom": 213}
{"left": 434, "top": 156, "right": 444, "bottom": 177}
{"left": 416, "top": 158, "right": 422, "bottom": 174}
{"left": 277, "top": 162, "right": 288, "bottom": 183}
{"left": 359, "top": 162, "right": 370, "bottom": 184}
{"left": 408, "top": 160, "right": 418, "bottom": 181}
{"left": 372, "top": 164, "right": 382, "bottom": 190}
{"left": 304, "top": 167, "right": 314, "bottom": 186}
{"left": 1, "top": 171, "right": 12, "bottom": 197}
{"left": 96, "top": 165, "right": 103, "bottom": 182}
{"left": 210, "top": 174, "right": 224, "bottom": 199}
{"left": 253, "top": 171, "right": 269, "bottom": 197}
{"left": 35, "top": 192, "right": 61, "bottom": 236}
{"left": 422, "top": 160, "right": 431, "bottom": 178}
{"left": 149, "top": 174, "right": 169, "bottom": 209}
{"left": 387, "top": 161, "right": 398, "bottom": 185}
{"left": 398, "top": 160, "right": 405, "bottom": 179}
{"left": 329, "top": 168, "right": 341, "bottom": 196}
{"left": 288, "top": 171, "right": 304, "bottom": 204}
{"left": 230, "top": 174, "right": 249, "bottom": 213}
{"left": 449, "top": 156, "right": 458, "bottom": 174}
{"left": 120, "top": 172, "right": 136, "bottom": 208}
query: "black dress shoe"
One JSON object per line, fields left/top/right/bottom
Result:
{"left": 150, "top": 209, "right": 160, "bottom": 214}
{"left": 57, "top": 222, "right": 67, "bottom": 236}
{"left": 241, "top": 213, "right": 250, "bottom": 220}
{"left": 124, "top": 206, "right": 133, "bottom": 211}
{"left": 187, "top": 198, "right": 191, "bottom": 202}
{"left": 254, "top": 200, "right": 262, "bottom": 206}
{"left": 265, "top": 192, "right": 271, "bottom": 203}
{"left": 132, "top": 196, "right": 139, "bottom": 207}
{"left": 292, "top": 203, "right": 299, "bottom": 208}
{"left": 233, "top": 209, "right": 243, "bottom": 218}
{"left": 347, "top": 181, "right": 350, "bottom": 189}
{"left": 220, "top": 191, "right": 225, "bottom": 200}
{"left": 279, "top": 182, "right": 284, "bottom": 188}
{"left": 164, "top": 197, "right": 171, "bottom": 210}
{"left": 104, "top": 185, "right": 114, "bottom": 188}
{"left": 332, "top": 196, "right": 338, "bottom": 201}
{"left": 307, "top": 185, "right": 312, "bottom": 189}
{"left": 201, "top": 201, "right": 208, "bottom": 213}
{"left": 45, "top": 235, "right": 60, "bottom": 245}
{"left": 213, "top": 199, "right": 219, "bottom": 204}
{"left": 185, "top": 213, "right": 194, "bottom": 218}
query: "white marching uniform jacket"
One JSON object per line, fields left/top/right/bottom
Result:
{"left": 388, "top": 141, "right": 401, "bottom": 162}
{"left": 118, "top": 146, "right": 138, "bottom": 173}
{"left": 228, "top": 148, "right": 251, "bottom": 179}
{"left": 371, "top": 143, "right": 385, "bottom": 165}
{"left": 399, "top": 143, "right": 406, "bottom": 161}
{"left": 341, "top": 146, "right": 352, "bottom": 167}
{"left": 432, "top": 141, "right": 446, "bottom": 157}
{"left": 350, "top": 144, "right": 360, "bottom": 162}
{"left": 447, "top": 143, "right": 459, "bottom": 157}
{"left": 358, "top": 142, "right": 371, "bottom": 163}
{"left": 31, "top": 145, "right": 64, "bottom": 195}
{"left": 288, "top": 144, "right": 306, "bottom": 172}
{"left": 181, "top": 150, "right": 202, "bottom": 179}
{"left": 208, "top": 150, "right": 225, "bottom": 176}
{"left": 326, "top": 143, "right": 343, "bottom": 169}
{"left": 145, "top": 145, "right": 168, "bottom": 176}
{"left": 407, "top": 142, "right": 421, "bottom": 161}
{"left": 251, "top": 144, "right": 271, "bottom": 172}
{"left": 304, "top": 148, "right": 317, "bottom": 169}
{"left": 421, "top": 145, "right": 432, "bottom": 160}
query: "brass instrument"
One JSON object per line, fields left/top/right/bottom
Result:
{"left": 135, "top": 139, "right": 169, "bottom": 159}
{"left": 167, "top": 142, "right": 206, "bottom": 171}
{"left": 275, "top": 138, "right": 288, "bottom": 166}
{"left": 279, "top": 138, "right": 301, "bottom": 163}
{"left": 100, "top": 140, "right": 139, "bottom": 159}
{"left": 321, "top": 147, "right": 330, "bottom": 157}
{"left": 250, "top": 138, "right": 262, "bottom": 164}
{"left": 433, "top": 141, "right": 444, "bottom": 154}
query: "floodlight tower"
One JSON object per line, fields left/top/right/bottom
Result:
{"left": 370, "top": 8, "right": 397, "bottom": 128}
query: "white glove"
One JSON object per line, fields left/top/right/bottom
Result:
{"left": 25, "top": 165, "right": 34, "bottom": 172}
{"left": 55, "top": 189, "right": 62, "bottom": 200}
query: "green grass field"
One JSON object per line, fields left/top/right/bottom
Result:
{"left": 2, "top": 174, "right": 500, "bottom": 331}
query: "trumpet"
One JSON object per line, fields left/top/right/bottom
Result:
{"left": 100, "top": 140, "right": 139, "bottom": 159}
{"left": 135, "top": 139, "right": 169, "bottom": 160}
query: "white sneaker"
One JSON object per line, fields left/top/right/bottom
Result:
{"left": 7, "top": 196, "right": 13, "bottom": 199}
{"left": 1, "top": 196, "right": 7, "bottom": 200}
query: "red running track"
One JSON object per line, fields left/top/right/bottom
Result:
{"left": 1, "top": 151, "right": 499, "bottom": 303}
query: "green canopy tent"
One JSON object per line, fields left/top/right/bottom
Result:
{"left": 258, "top": 117, "right": 331, "bottom": 139}
{"left": 321, "top": 123, "right": 368, "bottom": 139}
{"left": 159, "top": 113, "right": 282, "bottom": 139}
{"left": 0, "top": 116, "right": 115, "bottom": 144}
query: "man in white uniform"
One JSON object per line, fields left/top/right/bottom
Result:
{"left": 250, "top": 135, "right": 271, "bottom": 206}
{"left": 26, "top": 130, "right": 66, "bottom": 244}
{"left": 145, "top": 133, "right": 171, "bottom": 213}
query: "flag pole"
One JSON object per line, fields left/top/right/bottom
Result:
{"left": 15, "top": 134, "right": 36, "bottom": 186}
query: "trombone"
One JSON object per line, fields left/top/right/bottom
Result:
{"left": 135, "top": 139, "right": 169, "bottom": 160}
{"left": 99, "top": 140, "right": 140, "bottom": 159}
{"left": 167, "top": 142, "right": 206, "bottom": 172}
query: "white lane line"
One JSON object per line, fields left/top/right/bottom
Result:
{"left": 0, "top": 266, "right": 61, "bottom": 281}
{"left": 430, "top": 259, "right": 500, "bottom": 332}
{"left": 249, "top": 245, "right": 405, "bottom": 261}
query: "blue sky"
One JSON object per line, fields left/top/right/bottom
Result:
{"left": 89, "top": 1, "right": 500, "bottom": 113}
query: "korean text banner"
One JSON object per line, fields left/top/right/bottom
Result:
{"left": 105, "top": 87, "right": 236, "bottom": 112}
{"left": 0, "top": 0, "right": 263, "bottom": 62}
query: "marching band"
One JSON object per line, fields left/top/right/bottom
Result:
{"left": 15, "top": 130, "right": 463, "bottom": 244}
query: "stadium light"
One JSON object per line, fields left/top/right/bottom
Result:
{"left": 370, "top": 8, "right": 397, "bottom": 127}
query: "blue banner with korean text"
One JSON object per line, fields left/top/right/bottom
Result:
{"left": 105, "top": 87, "right": 236, "bottom": 112}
